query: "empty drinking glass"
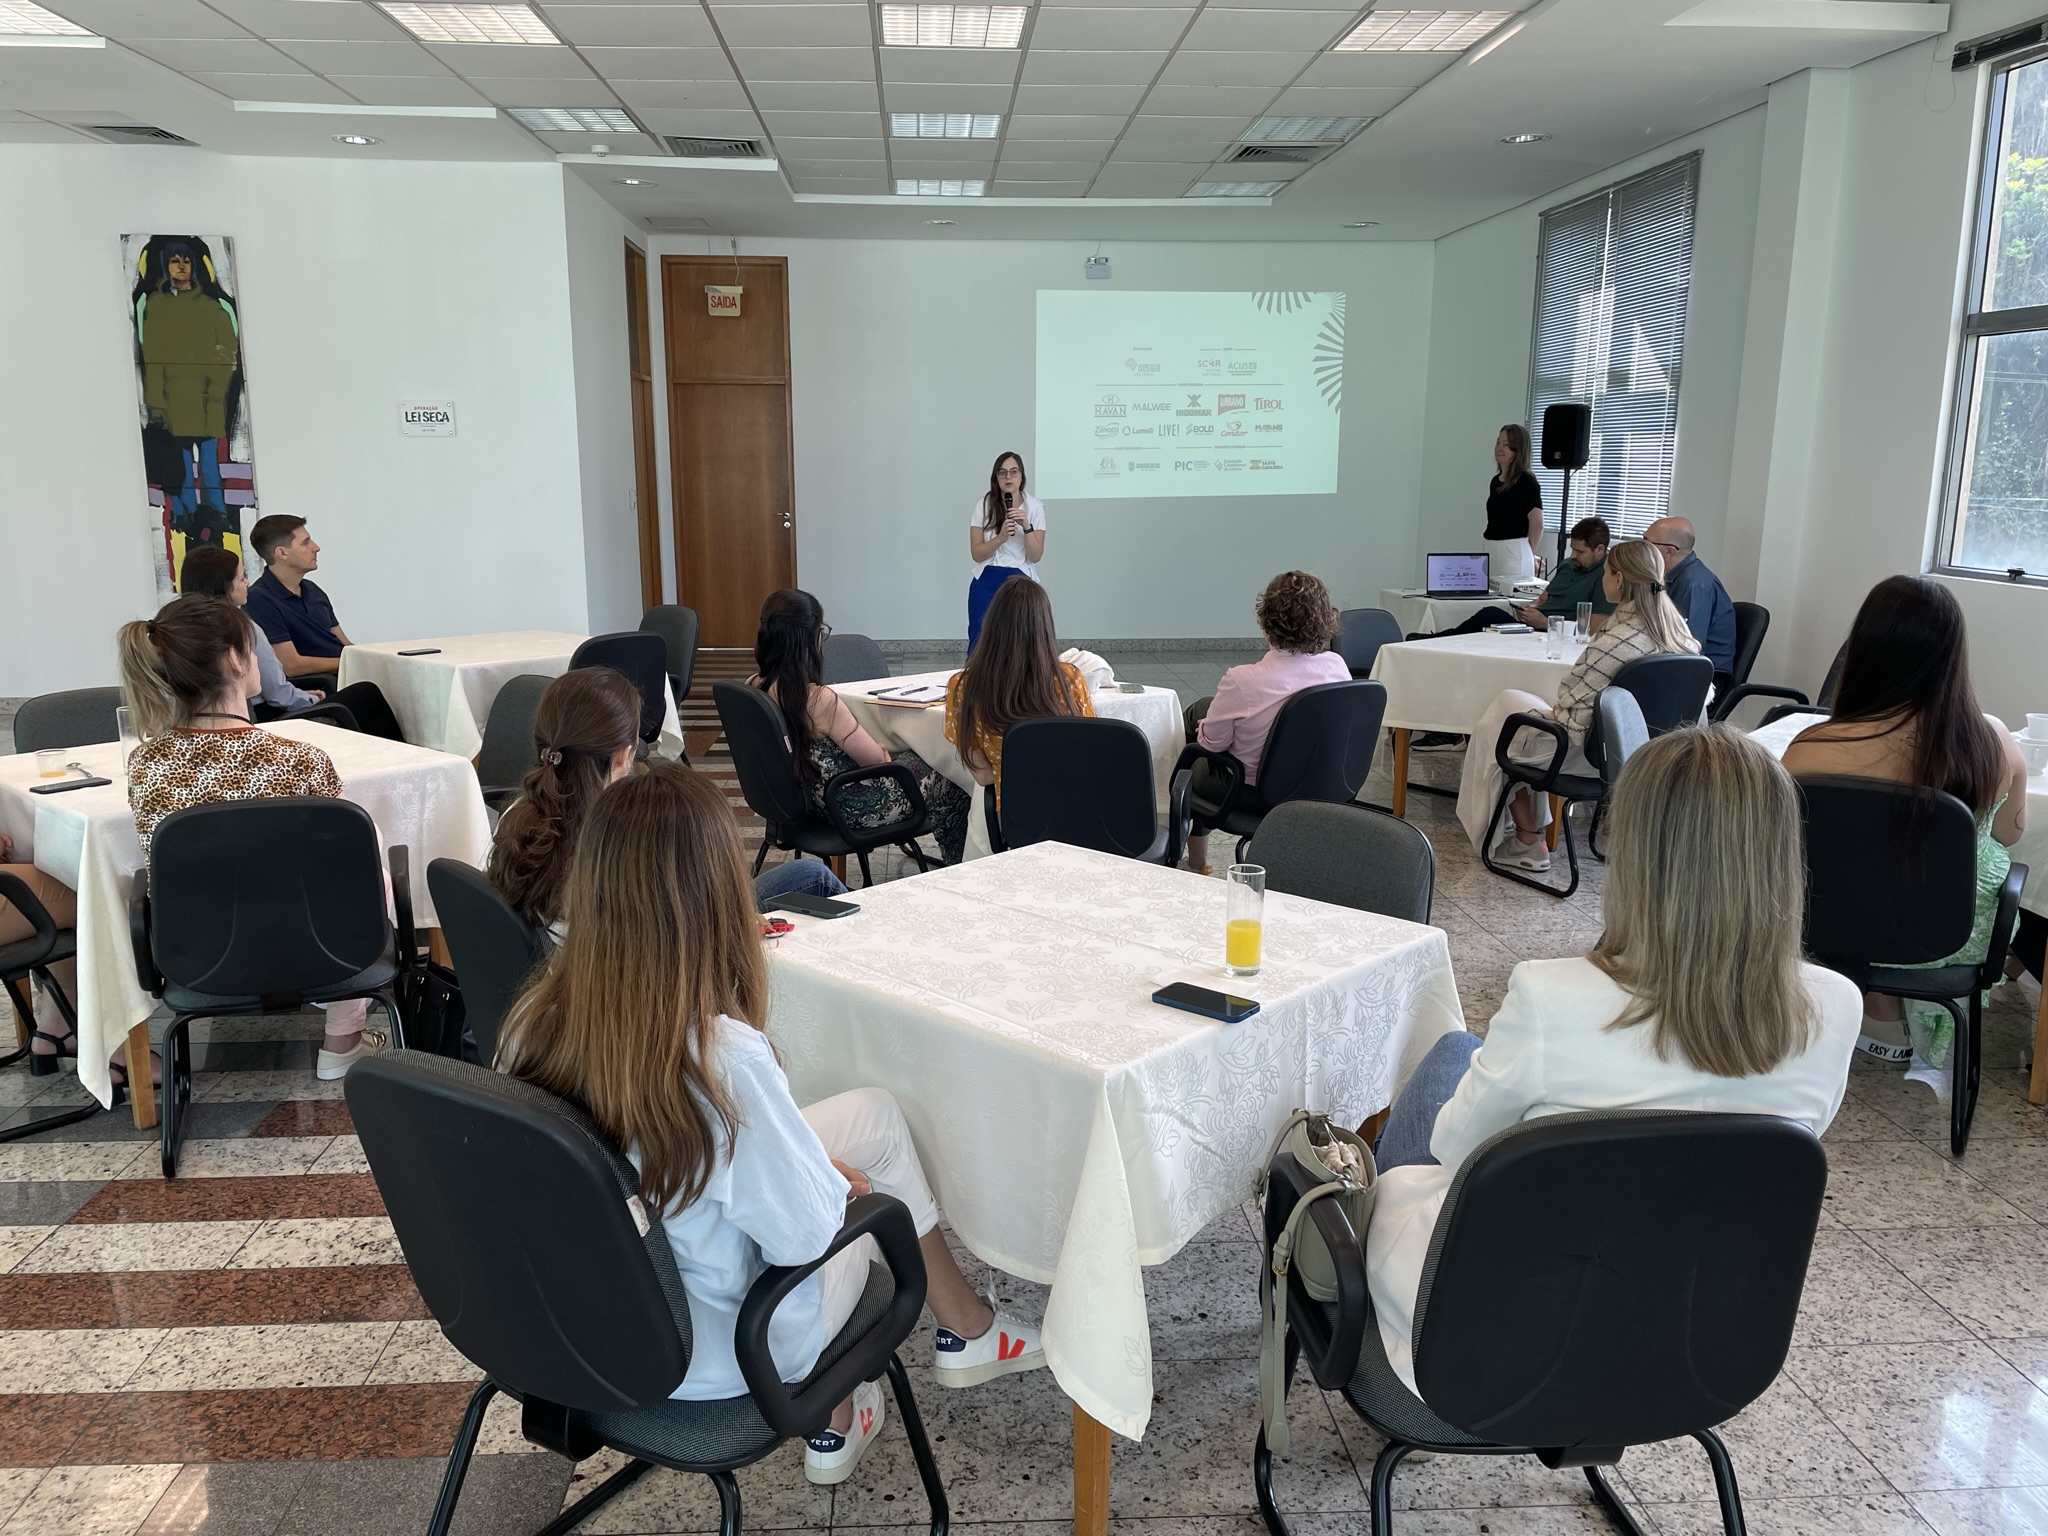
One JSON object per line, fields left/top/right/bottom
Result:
{"left": 1575, "top": 601, "right": 1594, "bottom": 644}
{"left": 1226, "top": 864, "right": 1265, "bottom": 978}
{"left": 1544, "top": 623, "right": 1567, "bottom": 660}
{"left": 35, "top": 749, "right": 64, "bottom": 780}
{"left": 115, "top": 705, "right": 139, "bottom": 774}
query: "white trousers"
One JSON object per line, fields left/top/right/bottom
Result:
{"left": 1456, "top": 688, "right": 1593, "bottom": 854}
{"left": 803, "top": 1087, "right": 943, "bottom": 1341}
{"left": 1484, "top": 536, "right": 1536, "bottom": 588}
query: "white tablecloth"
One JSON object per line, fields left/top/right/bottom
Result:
{"left": 1369, "top": 630, "right": 1586, "bottom": 734}
{"left": 1750, "top": 712, "right": 2048, "bottom": 921}
{"left": 766, "top": 841, "right": 1465, "bottom": 1440}
{"left": 338, "top": 630, "right": 684, "bottom": 759}
{"left": 0, "top": 721, "right": 492, "bottom": 1108}
{"left": 1377, "top": 589, "right": 1509, "bottom": 637}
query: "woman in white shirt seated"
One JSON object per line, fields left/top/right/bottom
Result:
{"left": 497, "top": 760, "right": 1043, "bottom": 1486}
{"left": 1455, "top": 537, "right": 1700, "bottom": 873}
{"left": 1368, "top": 724, "right": 1861, "bottom": 1396}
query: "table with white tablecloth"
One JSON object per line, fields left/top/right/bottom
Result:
{"left": 767, "top": 840, "right": 1463, "bottom": 1451}
{"left": 1369, "top": 630, "right": 1585, "bottom": 817}
{"left": 0, "top": 721, "right": 491, "bottom": 1113}
{"left": 338, "top": 630, "right": 683, "bottom": 759}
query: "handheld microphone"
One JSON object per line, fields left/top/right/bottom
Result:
{"left": 1004, "top": 490, "right": 1015, "bottom": 511}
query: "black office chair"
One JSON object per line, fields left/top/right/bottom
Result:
{"left": 1797, "top": 774, "right": 2027, "bottom": 1156}
{"left": 346, "top": 1050, "right": 949, "bottom": 1536}
{"left": 1255, "top": 1110, "right": 1828, "bottom": 1536}
{"left": 476, "top": 674, "right": 553, "bottom": 814}
{"left": 12, "top": 687, "right": 123, "bottom": 754}
{"left": 1176, "top": 680, "right": 1387, "bottom": 863}
{"left": 130, "top": 798, "right": 416, "bottom": 1177}
{"left": 1702, "top": 601, "right": 1770, "bottom": 715}
{"left": 0, "top": 874, "right": 108, "bottom": 1141}
{"left": 1334, "top": 610, "right": 1403, "bottom": 680}
{"left": 822, "top": 634, "right": 891, "bottom": 686}
{"left": 985, "top": 717, "right": 1191, "bottom": 865}
{"left": 572, "top": 633, "right": 670, "bottom": 753}
{"left": 1243, "top": 801, "right": 1434, "bottom": 923}
{"left": 1596, "top": 687, "right": 1650, "bottom": 791}
{"left": 1734, "top": 641, "right": 1847, "bottom": 728}
{"left": 639, "top": 604, "right": 702, "bottom": 713}
{"left": 426, "top": 859, "right": 550, "bottom": 1066}
{"left": 712, "top": 682, "right": 935, "bottom": 888}
{"left": 1481, "top": 653, "right": 1713, "bottom": 898}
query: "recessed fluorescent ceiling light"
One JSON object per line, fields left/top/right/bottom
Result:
{"left": 890, "top": 112, "right": 1000, "bottom": 139}
{"left": 509, "top": 107, "right": 635, "bottom": 132}
{"left": 375, "top": 2, "right": 558, "bottom": 45}
{"left": 1500, "top": 132, "right": 1549, "bottom": 144}
{"left": 896, "top": 178, "right": 986, "bottom": 196}
{"left": 1333, "top": 10, "right": 1513, "bottom": 52}
{"left": 1244, "top": 116, "right": 1366, "bottom": 142}
{"left": 880, "top": 5, "right": 1026, "bottom": 48}
{"left": 1187, "top": 181, "right": 1283, "bottom": 198}
{"left": 0, "top": 0, "right": 91, "bottom": 34}
{"left": 333, "top": 133, "right": 381, "bottom": 145}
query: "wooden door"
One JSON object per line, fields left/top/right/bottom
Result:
{"left": 660, "top": 254, "right": 794, "bottom": 645}
{"left": 625, "top": 242, "right": 662, "bottom": 612}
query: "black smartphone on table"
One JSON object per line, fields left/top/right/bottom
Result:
{"left": 762, "top": 891, "right": 861, "bottom": 919}
{"left": 396, "top": 647, "right": 442, "bottom": 656}
{"left": 1151, "top": 983, "right": 1259, "bottom": 1023}
{"left": 30, "top": 776, "right": 113, "bottom": 795}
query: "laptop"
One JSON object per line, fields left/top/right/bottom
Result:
{"left": 1424, "top": 553, "right": 1492, "bottom": 599}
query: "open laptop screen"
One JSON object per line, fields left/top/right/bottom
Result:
{"left": 1425, "top": 553, "right": 1490, "bottom": 595}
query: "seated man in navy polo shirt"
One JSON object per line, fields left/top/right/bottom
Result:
{"left": 244, "top": 515, "right": 352, "bottom": 680}
{"left": 1644, "top": 515, "right": 1737, "bottom": 683}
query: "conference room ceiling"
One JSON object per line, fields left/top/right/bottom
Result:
{"left": 0, "top": 0, "right": 1947, "bottom": 239}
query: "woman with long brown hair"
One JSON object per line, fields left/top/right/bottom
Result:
{"left": 965, "top": 450, "right": 1044, "bottom": 652}
{"left": 944, "top": 575, "right": 1093, "bottom": 807}
{"left": 1782, "top": 576, "right": 2028, "bottom": 1087}
{"left": 498, "top": 762, "right": 1043, "bottom": 1483}
{"left": 1483, "top": 422, "right": 1545, "bottom": 585}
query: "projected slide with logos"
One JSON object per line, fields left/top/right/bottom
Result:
{"left": 1034, "top": 290, "right": 1345, "bottom": 500}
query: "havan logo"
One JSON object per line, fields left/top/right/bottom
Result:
{"left": 1094, "top": 395, "right": 1126, "bottom": 419}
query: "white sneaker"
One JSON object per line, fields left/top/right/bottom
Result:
{"left": 1491, "top": 835, "right": 1551, "bottom": 873}
{"left": 316, "top": 1040, "right": 374, "bottom": 1081}
{"left": 804, "top": 1378, "right": 885, "bottom": 1485}
{"left": 1854, "top": 1033, "right": 1912, "bottom": 1066}
{"left": 933, "top": 1309, "right": 1046, "bottom": 1388}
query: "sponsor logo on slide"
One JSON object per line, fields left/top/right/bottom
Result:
{"left": 1120, "top": 425, "right": 1155, "bottom": 437}
{"left": 1124, "top": 358, "right": 1162, "bottom": 376}
{"left": 1130, "top": 400, "right": 1171, "bottom": 414}
{"left": 1222, "top": 419, "right": 1247, "bottom": 438}
{"left": 1216, "top": 458, "right": 1246, "bottom": 471}
{"left": 1228, "top": 360, "right": 1258, "bottom": 376}
{"left": 1255, "top": 397, "right": 1282, "bottom": 411}
{"left": 1094, "top": 395, "right": 1126, "bottom": 419}
{"left": 1187, "top": 393, "right": 1203, "bottom": 408}
{"left": 1255, "top": 424, "right": 1283, "bottom": 435}
{"left": 1127, "top": 460, "right": 1160, "bottom": 472}
{"left": 1197, "top": 358, "right": 1221, "bottom": 375}
{"left": 1095, "top": 425, "right": 1121, "bottom": 439}
{"left": 1217, "top": 394, "right": 1245, "bottom": 415}
{"left": 1249, "top": 459, "right": 1283, "bottom": 470}
{"left": 1183, "top": 423, "right": 1214, "bottom": 437}
{"left": 1095, "top": 456, "right": 1119, "bottom": 476}
{"left": 1173, "top": 459, "right": 1211, "bottom": 472}
{"left": 1158, "top": 424, "right": 1179, "bottom": 438}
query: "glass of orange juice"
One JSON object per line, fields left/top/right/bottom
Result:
{"left": 1225, "top": 863, "right": 1265, "bottom": 978}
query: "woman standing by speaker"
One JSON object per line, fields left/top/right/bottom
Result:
{"left": 966, "top": 451, "right": 1044, "bottom": 653}
{"left": 1483, "top": 424, "right": 1544, "bottom": 586}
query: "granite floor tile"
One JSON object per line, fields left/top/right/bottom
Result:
{"left": 1642, "top": 1491, "right": 1940, "bottom": 1535}
{"left": 1815, "top": 1141, "right": 2032, "bottom": 1231}
{"left": 0, "top": 1182, "right": 105, "bottom": 1227}
{"left": 0, "top": 1462, "right": 181, "bottom": 1536}
{"left": 184, "top": 1043, "right": 315, "bottom": 1074}
{"left": 1605, "top": 1375, "right": 1887, "bottom": 1504}
{"left": 1145, "top": 1240, "right": 1260, "bottom": 1362}
{"left": 1863, "top": 1225, "right": 2048, "bottom": 1340}
{"left": 1823, "top": 1095, "right": 1922, "bottom": 1145}
{"left": 188, "top": 1076, "right": 336, "bottom": 1108}
{"left": 1987, "top": 1338, "right": 2048, "bottom": 1394}
{"left": 0, "top": 1327, "right": 167, "bottom": 1393}
{"left": 71, "top": 1176, "right": 384, "bottom": 1226}
{"left": 142, "top": 1141, "right": 334, "bottom": 1181}
{"left": 1851, "top": 1072, "right": 2048, "bottom": 1146}
{"left": 0, "top": 1393, "right": 112, "bottom": 1467}
{"left": 134, "top": 1461, "right": 312, "bottom": 1535}
{"left": 126, "top": 1323, "right": 399, "bottom": 1393}
{"left": 1905, "top": 1483, "right": 2048, "bottom": 1534}
{"left": 19, "top": 1105, "right": 278, "bottom": 1147}
{"left": 12, "top": 1224, "right": 260, "bottom": 1276}
{"left": 1792, "top": 1231, "right": 1972, "bottom": 1347}
{"left": 364, "top": 1320, "right": 478, "bottom": 1385}
{"left": 275, "top": 1454, "right": 572, "bottom": 1536}
{"left": 68, "top": 1384, "right": 479, "bottom": 1465}
{"left": 302, "top": 1140, "right": 365, "bottom": 1177}
{"left": 1937, "top": 1139, "right": 2048, "bottom": 1220}
{"left": 224, "top": 1219, "right": 400, "bottom": 1270}
{"left": 0, "top": 1226, "right": 52, "bottom": 1272}
{"left": 182, "top": 1019, "right": 322, "bottom": 1046}
{"left": 0, "top": 1470, "right": 39, "bottom": 1528}
{"left": 566, "top": 1444, "right": 829, "bottom": 1533}
{"left": 247, "top": 1105, "right": 352, "bottom": 1140}
{"left": 0, "top": 1266, "right": 426, "bottom": 1331}
{"left": 0, "top": 1145, "right": 148, "bottom": 1184}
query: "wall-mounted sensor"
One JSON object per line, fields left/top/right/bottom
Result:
{"left": 1085, "top": 256, "right": 1111, "bottom": 280}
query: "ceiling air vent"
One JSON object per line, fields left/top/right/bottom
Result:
{"left": 1226, "top": 142, "right": 1332, "bottom": 165}
{"left": 665, "top": 136, "right": 764, "bottom": 159}
{"left": 81, "top": 124, "right": 196, "bottom": 146}
{"left": 646, "top": 216, "right": 713, "bottom": 232}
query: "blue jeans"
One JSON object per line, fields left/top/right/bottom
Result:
{"left": 966, "top": 565, "right": 1025, "bottom": 653}
{"left": 754, "top": 858, "right": 849, "bottom": 903}
{"left": 1374, "top": 1031, "right": 1482, "bottom": 1170}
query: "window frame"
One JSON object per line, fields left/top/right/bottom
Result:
{"left": 1936, "top": 50, "right": 2048, "bottom": 588}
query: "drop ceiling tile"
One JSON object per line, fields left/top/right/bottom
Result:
{"left": 784, "top": 157, "right": 888, "bottom": 176}
{"left": 748, "top": 80, "right": 879, "bottom": 110}
{"left": 41, "top": 0, "right": 248, "bottom": 38}
{"left": 879, "top": 49, "right": 1018, "bottom": 85}
{"left": 1040, "top": 0, "right": 1186, "bottom": 8}
{"left": 431, "top": 43, "right": 602, "bottom": 78}
{"left": 788, "top": 174, "right": 888, "bottom": 192}
{"left": 547, "top": 5, "right": 720, "bottom": 47}
{"left": 325, "top": 74, "right": 495, "bottom": 106}
{"left": 534, "top": 128, "right": 660, "bottom": 152}
{"left": 610, "top": 79, "right": 756, "bottom": 109}
{"left": 1155, "top": 51, "right": 1308, "bottom": 88}
{"left": 775, "top": 135, "right": 883, "bottom": 158}
{"left": 476, "top": 76, "right": 623, "bottom": 106}
{"left": 994, "top": 160, "right": 1103, "bottom": 179}
{"left": 1088, "top": 164, "right": 1199, "bottom": 194}
{"left": 1294, "top": 52, "right": 1457, "bottom": 89}
{"left": 888, "top": 145, "right": 994, "bottom": 170}
{"left": 1010, "top": 84, "right": 1148, "bottom": 116}
{"left": 1210, "top": 0, "right": 1371, "bottom": 8}
{"left": 183, "top": 72, "right": 353, "bottom": 102}
{"left": 580, "top": 47, "right": 737, "bottom": 81}
{"left": 728, "top": 47, "right": 875, "bottom": 82}
{"left": 1265, "top": 84, "right": 1412, "bottom": 115}
{"left": 271, "top": 38, "right": 451, "bottom": 76}
{"left": 121, "top": 38, "right": 298, "bottom": 72}
{"left": 996, "top": 137, "right": 1114, "bottom": 160}
{"left": 0, "top": 121, "right": 94, "bottom": 142}
{"left": 1181, "top": 8, "right": 1354, "bottom": 50}
{"left": 761, "top": 110, "right": 880, "bottom": 137}
{"left": 1024, "top": 8, "right": 1191, "bottom": 50}
{"left": 1140, "top": 85, "right": 1281, "bottom": 115}
{"left": 880, "top": 82, "right": 1008, "bottom": 112}
{"left": 1018, "top": 50, "right": 1166, "bottom": 88}
{"left": 633, "top": 106, "right": 765, "bottom": 134}
{"left": 994, "top": 179, "right": 1090, "bottom": 195}
{"left": 711, "top": 5, "right": 873, "bottom": 48}
{"left": 1004, "top": 114, "right": 1126, "bottom": 140}
{"left": 1110, "top": 136, "right": 1233, "bottom": 163}
{"left": 206, "top": 0, "right": 408, "bottom": 42}
{"left": 1126, "top": 111, "right": 1254, "bottom": 137}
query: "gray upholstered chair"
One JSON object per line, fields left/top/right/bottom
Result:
{"left": 822, "top": 633, "right": 890, "bottom": 685}
{"left": 1243, "top": 800, "right": 1433, "bottom": 923}
{"left": 13, "top": 688, "right": 123, "bottom": 754}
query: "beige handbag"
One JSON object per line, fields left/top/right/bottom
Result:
{"left": 1258, "top": 1109, "right": 1377, "bottom": 1452}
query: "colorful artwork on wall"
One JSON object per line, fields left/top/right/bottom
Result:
{"left": 124, "top": 234, "right": 259, "bottom": 601}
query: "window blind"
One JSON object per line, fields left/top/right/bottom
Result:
{"left": 1526, "top": 153, "right": 1698, "bottom": 540}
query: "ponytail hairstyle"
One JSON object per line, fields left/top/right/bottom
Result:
{"left": 488, "top": 667, "right": 641, "bottom": 928}
{"left": 981, "top": 451, "right": 1027, "bottom": 535}
{"left": 753, "top": 588, "right": 829, "bottom": 785}
{"left": 117, "top": 594, "right": 255, "bottom": 738}
{"left": 1604, "top": 538, "right": 1700, "bottom": 657}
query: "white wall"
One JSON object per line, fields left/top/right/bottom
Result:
{"left": 643, "top": 236, "right": 1435, "bottom": 640}
{"left": 0, "top": 147, "right": 606, "bottom": 696}
{"left": 563, "top": 175, "right": 645, "bottom": 636}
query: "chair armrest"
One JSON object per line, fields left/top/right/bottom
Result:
{"left": 1162, "top": 768, "right": 1192, "bottom": 868}
{"left": 1759, "top": 704, "right": 1830, "bottom": 729}
{"left": 1710, "top": 683, "right": 1809, "bottom": 724}
{"left": 388, "top": 845, "right": 418, "bottom": 968}
{"left": 1263, "top": 1149, "right": 1367, "bottom": 1391}
{"left": 1173, "top": 742, "right": 1245, "bottom": 826}
{"left": 0, "top": 872, "right": 59, "bottom": 957}
{"left": 128, "top": 870, "right": 163, "bottom": 997}
{"left": 1982, "top": 862, "right": 2029, "bottom": 991}
{"left": 822, "top": 761, "right": 927, "bottom": 846}
{"left": 735, "top": 1193, "right": 929, "bottom": 1438}
{"left": 983, "top": 782, "right": 1005, "bottom": 855}
{"left": 1493, "top": 711, "right": 1570, "bottom": 788}
{"left": 279, "top": 700, "right": 360, "bottom": 733}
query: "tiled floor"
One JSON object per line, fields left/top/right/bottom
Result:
{"left": 2, "top": 653, "right": 2046, "bottom": 1534}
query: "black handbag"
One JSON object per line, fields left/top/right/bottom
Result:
{"left": 408, "top": 960, "right": 472, "bottom": 1061}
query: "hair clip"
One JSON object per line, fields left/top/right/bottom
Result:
{"left": 541, "top": 747, "right": 563, "bottom": 767}
{"left": 146, "top": 619, "right": 158, "bottom": 637}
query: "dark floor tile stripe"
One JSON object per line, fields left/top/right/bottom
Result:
{"left": 69, "top": 1174, "right": 385, "bottom": 1225}
{"left": 250, "top": 1101, "right": 356, "bottom": 1138}
{"left": 0, "top": 1392, "right": 107, "bottom": 1467}
{"left": 0, "top": 1266, "right": 426, "bottom": 1329}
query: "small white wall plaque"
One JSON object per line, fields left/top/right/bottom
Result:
{"left": 399, "top": 401, "right": 457, "bottom": 437}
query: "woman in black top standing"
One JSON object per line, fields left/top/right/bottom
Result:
{"left": 1484, "top": 423, "right": 1544, "bottom": 586}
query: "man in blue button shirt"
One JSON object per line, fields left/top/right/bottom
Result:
{"left": 1645, "top": 516, "right": 1736, "bottom": 682}
{"left": 244, "top": 515, "right": 353, "bottom": 681}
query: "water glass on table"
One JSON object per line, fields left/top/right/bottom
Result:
{"left": 1225, "top": 863, "right": 1265, "bottom": 978}
{"left": 1575, "top": 601, "right": 1594, "bottom": 644}
{"left": 1543, "top": 623, "right": 1566, "bottom": 660}
{"left": 35, "top": 749, "right": 65, "bottom": 780}
{"left": 116, "top": 706, "right": 139, "bottom": 774}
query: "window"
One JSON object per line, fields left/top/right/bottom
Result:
{"left": 1941, "top": 52, "right": 2048, "bottom": 582}
{"left": 1526, "top": 153, "right": 1698, "bottom": 540}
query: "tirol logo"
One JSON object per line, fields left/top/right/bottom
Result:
{"left": 1094, "top": 395, "right": 1126, "bottom": 419}
{"left": 1217, "top": 393, "right": 1246, "bottom": 415}
{"left": 1254, "top": 396, "right": 1282, "bottom": 411}
{"left": 1173, "top": 459, "right": 1211, "bottom": 472}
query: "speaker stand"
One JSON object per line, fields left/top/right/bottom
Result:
{"left": 1553, "top": 465, "right": 1575, "bottom": 572}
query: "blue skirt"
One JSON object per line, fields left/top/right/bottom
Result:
{"left": 966, "top": 565, "right": 1026, "bottom": 653}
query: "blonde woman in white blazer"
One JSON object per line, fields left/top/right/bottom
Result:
{"left": 1370, "top": 725, "right": 1862, "bottom": 1396}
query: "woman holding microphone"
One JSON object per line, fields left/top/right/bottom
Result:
{"left": 1483, "top": 423, "right": 1545, "bottom": 586}
{"left": 966, "top": 451, "right": 1044, "bottom": 653}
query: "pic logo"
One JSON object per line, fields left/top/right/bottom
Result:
{"left": 1217, "top": 393, "right": 1245, "bottom": 415}
{"left": 1173, "top": 459, "right": 1211, "bottom": 472}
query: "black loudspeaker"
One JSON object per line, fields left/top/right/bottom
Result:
{"left": 1540, "top": 402, "right": 1592, "bottom": 470}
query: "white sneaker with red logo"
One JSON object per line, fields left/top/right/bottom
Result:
{"left": 804, "top": 1378, "right": 885, "bottom": 1485}
{"left": 932, "top": 1310, "right": 1045, "bottom": 1388}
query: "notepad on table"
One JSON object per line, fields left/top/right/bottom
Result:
{"left": 867, "top": 683, "right": 948, "bottom": 706}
